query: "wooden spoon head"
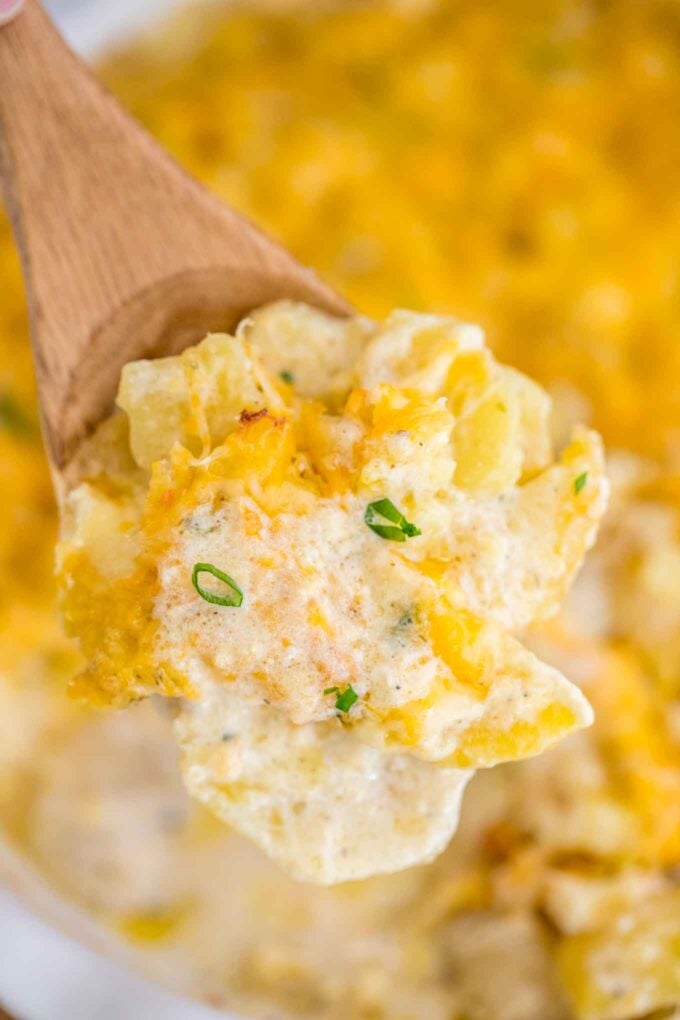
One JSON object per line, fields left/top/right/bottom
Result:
{"left": 41, "top": 259, "right": 349, "bottom": 476}
{"left": 0, "top": 1, "right": 350, "bottom": 483}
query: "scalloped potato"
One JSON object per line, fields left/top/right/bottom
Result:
{"left": 1, "top": 0, "right": 680, "bottom": 1013}
{"left": 57, "top": 302, "right": 606, "bottom": 882}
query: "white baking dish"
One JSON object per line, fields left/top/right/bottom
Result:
{"left": 44, "top": 0, "right": 188, "bottom": 56}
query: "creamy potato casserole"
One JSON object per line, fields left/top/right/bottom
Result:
{"left": 57, "top": 302, "right": 605, "bottom": 882}
{"left": 0, "top": 0, "right": 679, "bottom": 1017}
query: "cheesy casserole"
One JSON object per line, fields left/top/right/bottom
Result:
{"left": 56, "top": 302, "right": 605, "bottom": 882}
{"left": 0, "top": 0, "right": 679, "bottom": 1017}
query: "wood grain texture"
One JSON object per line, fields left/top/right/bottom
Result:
{"left": 0, "top": 0, "right": 350, "bottom": 475}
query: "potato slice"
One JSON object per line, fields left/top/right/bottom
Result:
{"left": 241, "top": 299, "right": 375, "bottom": 409}
{"left": 176, "top": 684, "right": 471, "bottom": 885}
{"left": 118, "top": 333, "right": 279, "bottom": 469}
{"left": 559, "top": 890, "right": 680, "bottom": 1020}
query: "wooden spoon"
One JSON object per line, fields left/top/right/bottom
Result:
{"left": 0, "top": 0, "right": 350, "bottom": 482}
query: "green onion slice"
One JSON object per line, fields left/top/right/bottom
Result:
{"left": 0, "top": 393, "right": 35, "bottom": 438}
{"left": 191, "top": 562, "right": 243, "bottom": 607}
{"left": 574, "top": 472, "right": 588, "bottom": 495}
{"left": 279, "top": 370, "right": 295, "bottom": 384}
{"left": 324, "top": 684, "right": 359, "bottom": 713}
{"left": 364, "top": 498, "right": 422, "bottom": 542}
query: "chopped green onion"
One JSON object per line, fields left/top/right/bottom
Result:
{"left": 395, "top": 611, "right": 413, "bottom": 630}
{"left": 336, "top": 686, "right": 359, "bottom": 712}
{"left": 364, "top": 498, "right": 421, "bottom": 542}
{"left": 279, "top": 370, "right": 295, "bottom": 385}
{"left": 0, "top": 393, "right": 35, "bottom": 438}
{"left": 574, "top": 472, "right": 588, "bottom": 495}
{"left": 324, "top": 684, "right": 359, "bottom": 713}
{"left": 191, "top": 562, "right": 243, "bottom": 607}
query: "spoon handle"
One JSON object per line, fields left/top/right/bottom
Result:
{"left": 0, "top": 0, "right": 156, "bottom": 466}
{"left": 0, "top": 1, "right": 66, "bottom": 226}
{"left": 0, "top": 1, "right": 349, "bottom": 474}
{"left": 0, "top": 0, "right": 111, "bottom": 295}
